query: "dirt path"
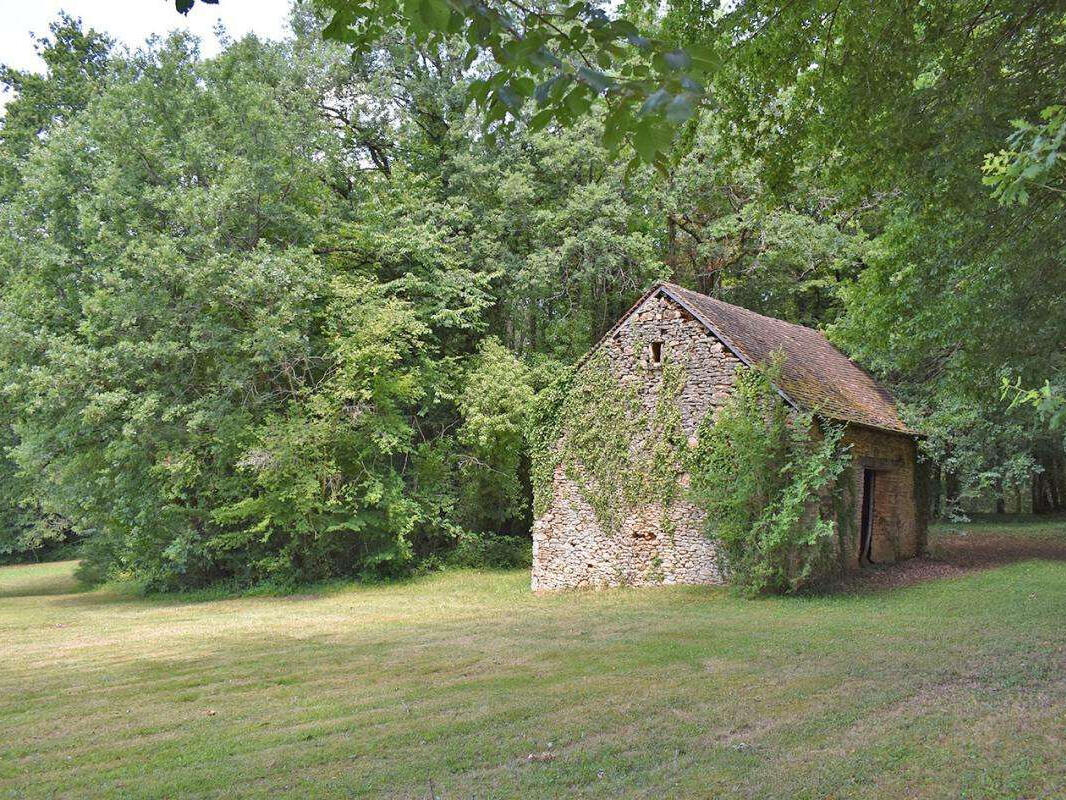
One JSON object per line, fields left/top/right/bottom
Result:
{"left": 835, "top": 528, "right": 1066, "bottom": 593}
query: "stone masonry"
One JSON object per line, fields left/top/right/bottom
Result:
{"left": 532, "top": 293, "right": 741, "bottom": 591}
{"left": 532, "top": 287, "right": 924, "bottom": 591}
{"left": 842, "top": 425, "right": 924, "bottom": 564}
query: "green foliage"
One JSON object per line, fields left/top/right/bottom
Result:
{"left": 662, "top": 119, "right": 868, "bottom": 325}
{"left": 299, "top": 0, "right": 1066, "bottom": 516}
{"left": 457, "top": 338, "right": 535, "bottom": 533}
{"left": 0, "top": 28, "right": 535, "bottom": 587}
{"left": 0, "top": 14, "right": 112, "bottom": 198}
{"left": 983, "top": 105, "right": 1066, "bottom": 207}
{"left": 445, "top": 531, "right": 532, "bottom": 569}
{"left": 531, "top": 351, "right": 687, "bottom": 534}
{"left": 1002, "top": 378, "right": 1066, "bottom": 432}
{"left": 211, "top": 281, "right": 446, "bottom": 584}
{"left": 6, "top": 0, "right": 1066, "bottom": 588}
{"left": 688, "top": 361, "right": 849, "bottom": 595}
{"left": 314, "top": 0, "right": 715, "bottom": 165}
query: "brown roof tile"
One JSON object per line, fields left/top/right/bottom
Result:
{"left": 657, "top": 283, "right": 914, "bottom": 434}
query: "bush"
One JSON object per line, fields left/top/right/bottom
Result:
{"left": 446, "top": 532, "right": 532, "bottom": 569}
{"left": 688, "top": 358, "right": 850, "bottom": 595}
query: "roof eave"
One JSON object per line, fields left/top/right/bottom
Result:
{"left": 571, "top": 281, "right": 921, "bottom": 438}
{"left": 813, "top": 413, "right": 922, "bottom": 438}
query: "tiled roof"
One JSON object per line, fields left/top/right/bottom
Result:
{"left": 656, "top": 283, "right": 915, "bottom": 435}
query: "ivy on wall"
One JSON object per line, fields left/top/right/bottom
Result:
{"left": 530, "top": 349, "right": 688, "bottom": 533}
{"left": 687, "top": 360, "right": 851, "bottom": 595}
{"left": 532, "top": 348, "right": 853, "bottom": 595}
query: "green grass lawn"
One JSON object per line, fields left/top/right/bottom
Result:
{"left": 2, "top": 523, "right": 1064, "bottom": 799}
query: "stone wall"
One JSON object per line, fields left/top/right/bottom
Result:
{"left": 531, "top": 292, "right": 742, "bottom": 591}
{"left": 840, "top": 425, "right": 925, "bottom": 566}
{"left": 531, "top": 290, "right": 925, "bottom": 591}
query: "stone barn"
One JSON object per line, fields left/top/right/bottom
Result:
{"left": 532, "top": 282, "right": 925, "bottom": 591}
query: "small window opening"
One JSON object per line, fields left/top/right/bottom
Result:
{"left": 650, "top": 341, "right": 663, "bottom": 364}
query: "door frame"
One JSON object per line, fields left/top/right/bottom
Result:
{"left": 859, "top": 468, "right": 876, "bottom": 564}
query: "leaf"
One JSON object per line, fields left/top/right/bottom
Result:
{"left": 686, "top": 43, "right": 719, "bottom": 72}
{"left": 512, "top": 76, "right": 535, "bottom": 98}
{"left": 529, "top": 108, "right": 554, "bottom": 132}
{"left": 680, "top": 76, "right": 704, "bottom": 93}
{"left": 421, "top": 0, "right": 452, "bottom": 32}
{"left": 665, "top": 93, "right": 695, "bottom": 124}
{"left": 534, "top": 76, "right": 559, "bottom": 106}
{"left": 633, "top": 121, "right": 658, "bottom": 161}
{"left": 627, "top": 32, "right": 652, "bottom": 49}
{"left": 577, "top": 66, "right": 613, "bottom": 93}
{"left": 602, "top": 120, "right": 624, "bottom": 151}
{"left": 404, "top": 0, "right": 429, "bottom": 38}
{"left": 563, "top": 87, "right": 591, "bottom": 116}
{"left": 467, "top": 78, "right": 491, "bottom": 107}
{"left": 529, "top": 48, "right": 562, "bottom": 70}
{"left": 495, "top": 84, "right": 522, "bottom": 111}
{"left": 640, "top": 88, "right": 669, "bottom": 116}
{"left": 322, "top": 10, "right": 357, "bottom": 42}
{"left": 663, "top": 49, "right": 691, "bottom": 70}
{"left": 563, "top": 2, "right": 586, "bottom": 20}
{"left": 175, "top": 0, "right": 217, "bottom": 12}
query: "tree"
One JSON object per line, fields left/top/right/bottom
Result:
{"left": 0, "top": 14, "right": 112, "bottom": 198}
{"left": 0, "top": 22, "right": 542, "bottom": 585}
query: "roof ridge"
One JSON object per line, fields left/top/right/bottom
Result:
{"left": 573, "top": 281, "right": 915, "bottom": 436}
{"left": 661, "top": 282, "right": 828, "bottom": 339}
{"left": 656, "top": 282, "right": 915, "bottom": 436}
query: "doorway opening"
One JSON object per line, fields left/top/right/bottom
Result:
{"left": 860, "top": 469, "right": 876, "bottom": 564}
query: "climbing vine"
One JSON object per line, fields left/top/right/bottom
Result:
{"left": 530, "top": 349, "right": 688, "bottom": 533}
{"left": 532, "top": 349, "right": 852, "bottom": 596}
{"left": 687, "top": 359, "right": 851, "bottom": 595}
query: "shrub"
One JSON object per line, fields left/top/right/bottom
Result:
{"left": 446, "top": 532, "right": 532, "bottom": 569}
{"left": 688, "top": 358, "right": 850, "bottom": 595}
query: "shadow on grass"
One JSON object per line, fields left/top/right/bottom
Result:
{"left": 0, "top": 568, "right": 86, "bottom": 598}
{"left": 826, "top": 522, "right": 1066, "bottom": 595}
{"left": 10, "top": 519, "right": 1064, "bottom": 606}
{"left": 44, "top": 563, "right": 531, "bottom": 610}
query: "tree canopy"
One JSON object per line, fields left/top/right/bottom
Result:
{"left": 1, "top": 2, "right": 1064, "bottom": 578}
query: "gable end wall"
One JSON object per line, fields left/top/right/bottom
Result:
{"left": 531, "top": 292, "right": 742, "bottom": 590}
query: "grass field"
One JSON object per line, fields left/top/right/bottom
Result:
{"left": 2, "top": 521, "right": 1064, "bottom": 799}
